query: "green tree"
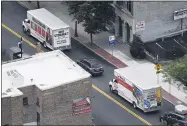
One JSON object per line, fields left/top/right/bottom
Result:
{"left": 162, "top": 56, "right": 187, "bottom": 86}
{"left": 66, "top": 1, "right": 115, "bottom": 45}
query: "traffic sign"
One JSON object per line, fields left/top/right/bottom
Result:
{"left": 109, "top": 35, "right": 115, "bottom": 45}
{"left": 155, "top": 64, "right": 163, "bottom": 70}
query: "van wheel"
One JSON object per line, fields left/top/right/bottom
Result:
{"left": 109, "top": 85, "right": 113, "bottom": 93}
{"left": 114, "top": 90, "right": 118, "bottom": 95}
{"left": 133, "top": 102, "right": 137, "bottom": 108}
{"left": 43, "top": 42, "right": 47, "bottom": 48}
{"left": 23, "top": 26, "right": 26, "bottom": 33}
{"left": 27, "top": 29, "right": 31, "bottom": 35}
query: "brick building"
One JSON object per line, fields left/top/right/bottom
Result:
{"left": 114, "top": 1, "right": 187, "bottom": 43}
{"left": 2, "top": 50, "right": 92, "bottom": 125}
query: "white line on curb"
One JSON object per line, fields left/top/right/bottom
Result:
{"left": 156, "top": 42, "right": 164, "bottom": 50}
{"left": 173, "top": 38, "right": 187, "bottom": 51}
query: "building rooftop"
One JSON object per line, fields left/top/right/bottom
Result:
{"left": 115, "top": 62, "right": 161, "bottom": 90}
{"left": 2, "top": 50, "right": 91, "bottom": 98}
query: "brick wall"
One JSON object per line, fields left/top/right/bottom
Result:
{"left": 2, "top": 97, "right": 12, "bottom": 125}
{"left": 40, "top": 78, "right": 92, "bottom": 125}
{"left": 11, "top": 95, "right": 23, "bottom": 125}
{"left": 18, "top": 85, "right": 36, "bottom": 123}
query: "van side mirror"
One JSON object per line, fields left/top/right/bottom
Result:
{"left": 27, "top": 20, "right": 30, "bottom": 23}
{"left": 25, "top": 19, "right": 30, "bottom": 24}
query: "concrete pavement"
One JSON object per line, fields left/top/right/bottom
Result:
{"left": 17, "top": 1, "right": 187, "bottom": 106}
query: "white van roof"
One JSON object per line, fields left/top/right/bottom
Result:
{"left": 27, "top": 8, "right": 69, "bottom": 30}
{"left": 115, "top": 63, "right": 161, "bottom": 90}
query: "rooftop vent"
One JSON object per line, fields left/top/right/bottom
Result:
{"left": 40, "top": 84, "right": 45, "bottom": 86}
{"left": 6, "top": 69, "right": 21, "bottom": 78}
{"left": 2, "top": 93, "right": 7, "bottom": 96}
{"left": 6, "top": 88, "right": 11, "bottom": 93}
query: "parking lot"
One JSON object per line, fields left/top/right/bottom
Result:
{"left": 145, "top": 32, "right": 187, "bottom": 61}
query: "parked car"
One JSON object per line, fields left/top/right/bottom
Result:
{"left": 159, "top": 112, "right": 187, "bottom": 126}
{"left": 175, "top": 104, "right": 187, "bottom": 115}
{"left": 77, "top": 58, "right": 104, "bottom": 76}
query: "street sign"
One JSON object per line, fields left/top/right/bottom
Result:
{"left": 109, "top": 35, "right": 115, "bottom": 45}
{"left": 155, "top": 64, "right": 163, "bottom": 70}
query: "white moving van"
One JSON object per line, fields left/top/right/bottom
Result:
{"left": 109, "top": 64, "right": 162, "bottom": 112}
{"left": 22, "top": 8, "right": 71, "bottom": 50}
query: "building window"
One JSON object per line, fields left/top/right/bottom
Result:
{"left": 36, "top": 97, "right": 40, "bottom": 107}
{"left": 37, "top": 112, "right": 40, "bottom": 122}
{"left": 116, "top": 1, "right": 123, "bottom": 6}
{"left": 23, "top": 97, "right": 28, "bottom": 105}
{"left": 127, "top": 1, "right": 132, "bottom": 13}
{"left": 116, "top": 1, "right": 133, "bottom": 15}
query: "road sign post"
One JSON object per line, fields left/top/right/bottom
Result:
{"left": 109, "top": 36, "right": 116, "bottom": 56}
{"left": 36, "top": 42, "right": 42, "bottom": 53}
{"left": 155, "top": 60, "right": 163, "bottom": 86}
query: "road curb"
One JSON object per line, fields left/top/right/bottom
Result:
{"left": 17, "top": 1, "right": 121, "bottom": 69}
{"left": 17, "top": 1, "right": 31, "bottom": 9}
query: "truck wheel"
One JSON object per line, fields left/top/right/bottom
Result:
{"left": 133, "top": 102, "right": 137, "bottom": 109}
{"left": 43, "top": 42, "right": 47, "bottom": 48}
{"left": 160, "top": 118, "right": 163, "bottom": 122}
{"left": 114, "top": 90, "right": 118, "bottom": 95}
{"left": 109, "top": 85, "right": 113, "bottom": 93}
{"left": 27, "top": 29, "right": 31, "bottom": 35}
{"left": 23, "top": 26, "right": 26, "bottom": 33}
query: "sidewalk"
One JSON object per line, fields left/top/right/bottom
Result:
{"left": 18, "top": 1, "right": 187, "bottom": 106}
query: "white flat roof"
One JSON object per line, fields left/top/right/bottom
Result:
{"left": 115, "top": 62, "right": 161, "bottom": 90}
{"left": 27, "top": 8, "right": 69, "bottom": 30}
{"left": 2, "top": 50, "right": 91, "bottom": 98}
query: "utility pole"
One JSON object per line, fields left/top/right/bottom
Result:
{"left": 36, "top": 42, "right": 41, "bottom": 53}
{"left": 156, "top": 55, "right": 159, "bottom": 85}
{"left": 37, "top": 1, "right": 40, "bottom": 9}
{"left": 18, "top": 37, "right": 23, "bottom": 58}
{"left": 181, "top": 18, "right": 184, "bottom": 36}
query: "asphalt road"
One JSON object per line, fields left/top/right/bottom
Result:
{"left": 2, "top": 1, "right": 175, "bottom": 125}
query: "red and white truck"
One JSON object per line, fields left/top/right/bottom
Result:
{"left": 109, "top": 64, "right": 162, "bottom": 112}
{"left": 22, "top": 8, "right": 71, "bottom": 50}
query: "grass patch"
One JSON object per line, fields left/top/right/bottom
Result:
{"left": 183, "top": 87, "right": 187, "bottom": 90}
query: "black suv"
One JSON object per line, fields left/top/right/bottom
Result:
{"left": 77, "top": 58, "right": 104, "bottom": 76}
{"left": 159, "top": 112, "right": 187, "bottom": 126}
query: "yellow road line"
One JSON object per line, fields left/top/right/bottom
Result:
{"left": 2, "top": 23, "right": 38, "bottom": 49}
{"left": 2, "top": 23, "right": 152, "bottom": 126}
{"left": 92, "top": 85, "right": 152, "bottom": 126}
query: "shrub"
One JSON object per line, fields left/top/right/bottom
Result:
{"left": 130, "top": 45, "right": 146, "bottom": 59}
{"left": 130, "top": 35, "right": 146, "bottom": 59}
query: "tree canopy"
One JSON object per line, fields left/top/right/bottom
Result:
{"left": 163, "top": 56, "right": 187, "bottom": 86}
{"left": 66, "top": 1, "right": 115, "bottom": 44}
